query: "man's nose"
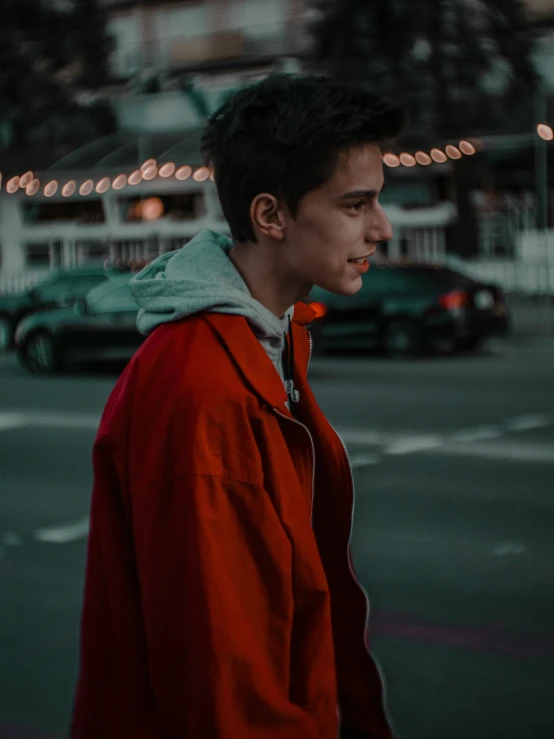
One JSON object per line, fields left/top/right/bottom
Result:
{"left": 367, "top": 204, "right": 393, "bottom": 243}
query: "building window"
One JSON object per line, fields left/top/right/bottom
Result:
{"left": 76, "top": 241, "right": 110, "bottom": 264}
{"left": 24, "top": 243, "right": 51, "bottom": 267}
{"left": 124, "top": 192, "right": 205, "bottom": 222}
{"left": 22, "top": 200, "right": 105, "bottom": 225}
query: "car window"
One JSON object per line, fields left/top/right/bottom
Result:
{"left": 359, "top": 267, "right": 394, "bottom": 296}
{"left": 71, "top": 274, "right": 107, "bottom": 296}
{"left": 33, "top": 276, "right": 73, "bottom": 301}
{"left": 421, "top": 267, "right": 479, "bottom": 289}
{"left": 87, "top": 283, "right": 138, "bottom": 313}
{"left": 385, "top": 269, "right": 439, "bottom": 293}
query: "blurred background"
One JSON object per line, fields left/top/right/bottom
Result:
{"left": 0, "top": 1, "right": 553, "bottom": 738}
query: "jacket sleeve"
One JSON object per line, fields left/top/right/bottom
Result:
{"left": 131, "top": 473, "right": 321, "bottom": 739}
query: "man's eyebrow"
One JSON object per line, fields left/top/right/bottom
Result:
{"left": 340, "top": 187, "right": 384, "bottom": 199}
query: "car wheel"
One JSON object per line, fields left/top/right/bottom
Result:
{"left": 383, "top": 319, "right": 420, "bottom": 357}
{"left": 0, "top": 315, "right": 14, "bottom": 352}
{"left": 21, "top": 331, "right": 61, "bottom": 374}
{"left": 456, "top": 335, "right": 483, "bottom": 352}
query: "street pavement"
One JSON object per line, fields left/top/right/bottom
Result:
{"left": 0, "top": 339, "right": 553, "bottom": 739}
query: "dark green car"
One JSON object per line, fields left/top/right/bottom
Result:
{"left": 15, "top": 276, "right": 144, "bottom": 374}
{"left": 0, "top": 267, "right": 109, "bottom": 352}
{"left": 308, "top": 263, "right": 511, "bottom": 356}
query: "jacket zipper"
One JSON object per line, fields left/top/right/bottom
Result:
{"left": 273, "top": 409, "right": 316, "bottom": 527}
{"left": 280, "top": 329, "right": 391, "bottom": 736}
{"left": 273, "top": 405, "right": 342, "bottom": 737}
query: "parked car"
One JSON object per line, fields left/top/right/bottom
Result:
{"left": 15, "top": 276, "right": 143, "bottom": 374}
{"left": 0, "top": 267, "right": 110, "bottom": 351}
{"left": 307, "top": 263, "right": 511, "bottom": 356}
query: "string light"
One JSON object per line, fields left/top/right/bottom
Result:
{"left": 399, "top": 153, "right": 416, "bottom": 167}
{"left": 192, "top": 167, "right": 210, "bottom": 182}
{"left": 382, "top": 153, "right": 400, "bottom": 167}
{"left": 62, "top": 181, "right": 76, "bottom": 197}
{"left": 142, "top": 165, "right": 158, "bottom": 181}
{"left": 537, "top": 124, "right": 554, "bottom": 141}
{"left": 44, "top": 180, "right": 58, "bottom": 197}
{"left": 415, "top": 151, "right": 432, "bottom": 165}
{"left": 19, "top": 171, "right": 33, "bottom": 188}
{"left": 159, "top": 162, "right": 176, "bottom": 178}
{"left": 26, "top": 179, "right": 40, "bottom": 196}
{"left": 140, "top": 159, "right": 157, "bottom": 173}
{"left": 175, "top": 165, "right": 192, "bottom": 180}
{"left": 0, "top": 134, "right": 491, "bottom": 201}
{"left": 459, "top": 140, "right": 476, "bottom": 155}
{"left": 445, "top": 145, "right": 462, "bottom": 160}
{"left": 431, "top": 148, "right": 448, "bottom": 163}
{"left": 112, "top": 174, "right": 127, "bottom": 190}
{"left": 6, "top": 176, "right": 20, "bottom": 193}
{"left": 128, "top": 170, "right": 142, "bottom": 185}
{"left": 95, "top": 177, "right": 110, "bottom": 194}
{"left": 79, "top": 179, "right": 94, "bottom": 196}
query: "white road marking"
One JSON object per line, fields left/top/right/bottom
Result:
{"left": 492, "top": 542, "right": 527, "bottom": 556}
{"left": 384, "top": 435, "right": 444, "bottom": 455}
{"left": 34, "top": 516, "right": 90, "bottom": 544}
{"left": 449, "top": 425, "right": 503, "bottom": 443}
{"left": 438, "top": 441, "right": 554, "bottom": 464}
{"left": 23, "top": 411, "right": 100, "bottom": 430}
{"left": 505, "top": 414, "right": 551, "bottom": 432}
{"left": 1, "top": 532, "right": 21, "bottom": 546}
{"left": 336, "top": 428, "right": 382, "bottom": 445}
{"left": 349, "top": 453, "right": 380, "bottom": 468}
{"left": 0, "top": 412, "right": 28, "bottom": 431}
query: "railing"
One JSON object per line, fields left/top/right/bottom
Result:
{"left": 0, "top": 270, "right": 51, "bottom": 296}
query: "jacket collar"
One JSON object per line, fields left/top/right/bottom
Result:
{"left": 292, "top": 301, "right": 316, "bottom": 326}
{"left": 204, "top": 302, "right": 315, "bottom": 413}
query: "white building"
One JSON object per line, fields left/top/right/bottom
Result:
{"left": 1, "top": 0, "right": 550, "bottom": 293}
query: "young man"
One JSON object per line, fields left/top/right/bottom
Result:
{"left": 71, "top": 74, "right": 403, "bottom": 739}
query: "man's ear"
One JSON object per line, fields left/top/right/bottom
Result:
{"left": 250, "top": 193, "right": 286, "bottom": 241}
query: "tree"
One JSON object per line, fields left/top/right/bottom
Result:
{"left": 0, "top": 0, "right": 116, "bottom": 157}
{"left": 309, "top": 0, "right": 538, "bottom": 143}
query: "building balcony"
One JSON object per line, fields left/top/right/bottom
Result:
{"left": 109, "top": 21, "right": 311, "bottom": 79}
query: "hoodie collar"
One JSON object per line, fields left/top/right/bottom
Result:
{"left": 204, "top": 302, "right": 315, "bottom": 414}
{"left": 130, "top": 229, "right": 293, "bottom": 354}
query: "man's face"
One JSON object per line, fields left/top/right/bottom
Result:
{"left": 281, "top": 143, "right": 393, "bottom": 296}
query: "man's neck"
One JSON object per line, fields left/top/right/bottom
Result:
{"left": 228, "top": 241, "right": 306, "bottom": 318}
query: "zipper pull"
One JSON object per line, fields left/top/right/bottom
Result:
{"left": 285, "top": 379, "right": 300, "bottom": 403}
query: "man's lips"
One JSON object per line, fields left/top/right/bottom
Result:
{"left": 348, "top": 250, "right": 375, "bottom": 263}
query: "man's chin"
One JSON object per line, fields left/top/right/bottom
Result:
{"left": 319, "top": 276, "right": 363, "bottom": 296}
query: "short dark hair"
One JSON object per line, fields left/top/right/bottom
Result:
{"left": 201, "top": 74, "right": 404, "bottom": 243}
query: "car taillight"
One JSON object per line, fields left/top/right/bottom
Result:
{"left": 308, "top": 301, "right": 328, "bottom": 318}
{"left": 439, "top": 289, "right": 468, "bottom": 311}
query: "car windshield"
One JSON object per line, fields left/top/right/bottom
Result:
{"left": 31, "top": 271, "right": 107, "bottom": 301}
{"left": 86, "top": 278, "right": 137, "bottom": 312}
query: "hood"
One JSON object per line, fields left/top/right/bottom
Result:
{"left": 130, "top": 229, "right": 294, "bottom": 365}
{"left": 0, "top": 293, "right": 31, "bottom": 310}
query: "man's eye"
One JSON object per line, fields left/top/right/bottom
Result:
{"left": 348, "top": 201, "right": 365, "bottom": 212}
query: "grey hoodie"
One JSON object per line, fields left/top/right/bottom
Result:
{"left": 130, "top": 229, "right": 294, "bottom": 384}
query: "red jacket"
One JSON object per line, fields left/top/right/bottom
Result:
{"left": 71, "top": 303, "right": 393, "bottom": 739}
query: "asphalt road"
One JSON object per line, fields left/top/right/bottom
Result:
{"left": 0, "top": 340, "right": 553, "bottom": 739}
